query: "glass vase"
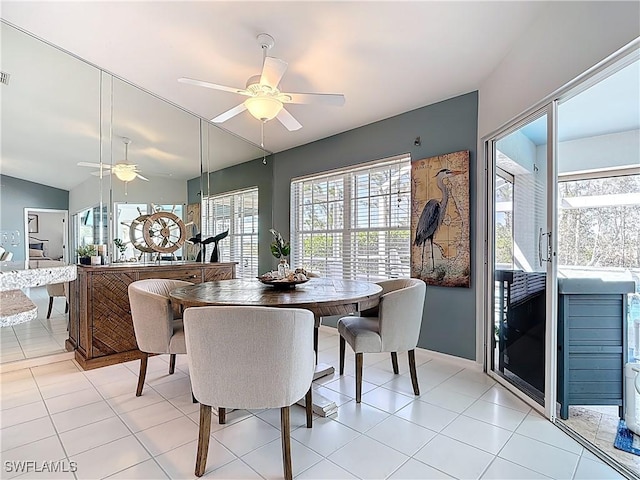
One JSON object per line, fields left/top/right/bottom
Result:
{"left": 278, "top": 258, "right": 290, "bottom": 278}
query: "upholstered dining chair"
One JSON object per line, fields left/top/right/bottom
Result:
{"left": 337, "top": 278, "right": 426, "bottom": 403}
{"left": 128, "top": 278, "right": 193, "bottom": 396}
{"left": 183, "top": 306, "right": 315, "bottom": 479}
{"left": 45, "top": 282, "right": 68, "bottom": 319}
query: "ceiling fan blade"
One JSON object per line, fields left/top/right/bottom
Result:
{"left": 78, "top": 162, "right": 110, "bottom": 169}
{"left": 284, "top": 92, "right": 346, "bottom": 106}
{"left": 90, "top": 170, "right": 112, "bottom": 177}
{"left": 276, "top": 107, "right": 302, "bottom": 131}
{"left": 211, "top": 103, "right": 247, "bottom": 123}
{"left": 136, "top": 173, "right": 149, "bottom": 181}
{"left": 178, "top": 77, "right": 249, "bottom": 96}
{"left": 260, "top": 57, "right": 288, "bottom": 89}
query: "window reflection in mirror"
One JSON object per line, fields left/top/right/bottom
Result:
{"left": 76, "top": 205, "right": 108, "bottom": 246}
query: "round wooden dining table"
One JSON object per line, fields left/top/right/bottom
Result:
{"left": 169, "top": 277, "right": 383, "bottom": 321}
{"left": 169, "top": 277, "right": 382, "bottom": 417}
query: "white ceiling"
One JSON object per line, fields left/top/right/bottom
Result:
{"left": 3, "top": 2, "right": 638, "bottom": 193}
{"left": 1, "top": 1, "right": 548, "bottom": 169}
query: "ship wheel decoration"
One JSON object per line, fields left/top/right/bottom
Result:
{"left": 142, "top": 212, "right": 187, "bottom": 253}
{"left": 122, "top": 205, "right": 188, "bottom": 261}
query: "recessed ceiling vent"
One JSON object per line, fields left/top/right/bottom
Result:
{"left": 0, "top": 72, "right": 10, "bottom": 85}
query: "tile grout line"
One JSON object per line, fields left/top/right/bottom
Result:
{"left": 26, "top": 362, "right": 79, "bottom": 480}
{"left": 77, "top": 362, "right": 178, "bottom": 480}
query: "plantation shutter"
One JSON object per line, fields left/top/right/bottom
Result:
{"left": 203, "top": 187, "right": 258, "bottom": 278}
{"left": 291, "top": 155, "right": 411, "bottom": 281}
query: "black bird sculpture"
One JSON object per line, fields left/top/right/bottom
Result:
{"left": 414, "top": 168, "right": 462, "bottom": 273}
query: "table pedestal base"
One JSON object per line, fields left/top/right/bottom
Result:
{"left": 296, "top": 391, "right": 338, "bottom": 417}
{"left": 313, "top": 362, "right": 335, "bottom": 381}
{"left": 297, "top": 362, "right": 337, "bottom": 417}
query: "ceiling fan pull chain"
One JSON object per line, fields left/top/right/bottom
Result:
{"left": 261, "top": 121, "right": 267, "bottom": 165}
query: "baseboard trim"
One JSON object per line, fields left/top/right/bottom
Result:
{"left": 418, "top": 347, "right": 482, "bottom": 371}
{"left": 0, "top": 351, "right": 75, "bottom": 373}
{"left": 318, "top": 324, "right": 482, "bottom": 371}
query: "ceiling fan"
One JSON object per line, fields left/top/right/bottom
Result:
{"left": 77, "top": 137, "right": 149, "bottom": 182}
{"left": 178, "top": 33, "right": 345, "bottom": 131}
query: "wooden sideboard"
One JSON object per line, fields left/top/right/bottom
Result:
{"left": 66, "top": 262, "right": 236, "bottom": 369}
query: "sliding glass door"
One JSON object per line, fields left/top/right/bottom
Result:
{"left": 485, "top": 40, "right": 638, "bottom": 429}
{"left": 487, "top": 108, "right": 558, "bottom": 416}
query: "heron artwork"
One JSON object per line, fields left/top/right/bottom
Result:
{"left": 414, "top": 168, "right": 462, "bottom": 273}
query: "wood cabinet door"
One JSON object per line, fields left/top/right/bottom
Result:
{"left": 90, "top": 272, "right": 138, "bottom": 357}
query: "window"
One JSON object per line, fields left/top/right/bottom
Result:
{"left": 291, "top": 155, "right": 411, "bottom": 281}
{"left": 557, "top": 172, "right": 640, "bottom": 270}
{"left": 203, "top": 187, "right": 258, "bottom": 278}
{"left": 495, "top": 168, "right": 514, "bottom": 269}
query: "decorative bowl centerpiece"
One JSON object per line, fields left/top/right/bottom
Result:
{"left": 257, "top": 270, "right": 309, "bottom": 289}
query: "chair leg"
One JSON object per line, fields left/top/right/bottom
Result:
{"left": 408, "top": 349, "right": 420, "bottom": 396}
{"left": 355, "top": 352, "right": 363, "bottom": 403}
{"left": 339, "top": 336, "right": 345, "bottom": 375}
{"left": 136, "top": 353, "right": 149, "bottom": 397}
{"left": 218, "top": 407, "right": 226, "bottom": 425}
{"left": 46, "top": 297, "right": 54, "bottom": 319}
{"left": 314, "top": 327, "right": 319, "bottom": 365}
{"left": 169, "top": 354, "right": 176, "bottom": 374}
{"left": 195, "top": 404, "right": 211, "bottom": 477}
{"left": 280, "top": 406, "right": 293, "bottom": 480}
{"left": 391, "top": 352, "right": 399, "bottom": 374}
{"left": 305, "top": 387, "right": 313, "bottom": 428}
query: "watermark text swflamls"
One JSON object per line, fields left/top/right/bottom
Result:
{"left": 4, "top": 460, "right": 77, "bottom": 473}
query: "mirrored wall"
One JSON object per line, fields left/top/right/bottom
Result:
{"left": 0, "top": 20, "right": 268, "bottom": 363}
{"left": 1, "top": 20, "right": 268, "bottom": 261}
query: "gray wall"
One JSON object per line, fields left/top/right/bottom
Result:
{"left": 0, "top": 175, "right": 69, "bottom": 262}
{"left": 188, "top": 156, "right": 275, "bottom": 273}
{"left": 273, "top": 92, "right": 478, "bottom": 360}
{"left": 192, "top": 91, "right": 479, "bottom": 360}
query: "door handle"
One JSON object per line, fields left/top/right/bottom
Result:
{"left": 538, "top": 228, "right": 544, "bottom": 267}
{"left": 539, "top": 228, "right": 552, "bottom": 266}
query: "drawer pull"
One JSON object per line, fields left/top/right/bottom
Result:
{"left": 190, "top": 275, "right": 197, "bottom": 278}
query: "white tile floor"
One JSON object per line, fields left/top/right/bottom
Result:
{"left": 0, "top": 287, "right": 68, "bottom": 364}
{"left": 0, "top": 326, "right": 628, "bottom": 479}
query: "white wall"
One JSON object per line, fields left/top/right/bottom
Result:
{"left": 69, "top": 176, "right": 105, "bottom": 216}
{"left": 109, "top": 175, "right": 187, "bottom": 206}
{"left": 69, "top": 174, "right": 187, "bottom": 216}
{"left": 478, "top": 2, "right": 640, "bottom": 140}
{"left": 559, "top": 130, "right": 639, "bottom": 173}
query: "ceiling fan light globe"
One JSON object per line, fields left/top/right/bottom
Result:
{"left": 244, "top": 96, "right": 283, "bottom": 121}
{"left": 113, "top": 166, "right": 138, "bottom": 182}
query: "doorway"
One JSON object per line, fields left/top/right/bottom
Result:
{"left": 23, "top": 208, "right": 68, "bottom": 262}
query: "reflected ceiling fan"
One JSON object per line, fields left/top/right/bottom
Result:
{"left": 178, "top": 33, "right": 345, "bottom": 131}
{"left": 78, "top": 137, "right": 149, "bottom": 183}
